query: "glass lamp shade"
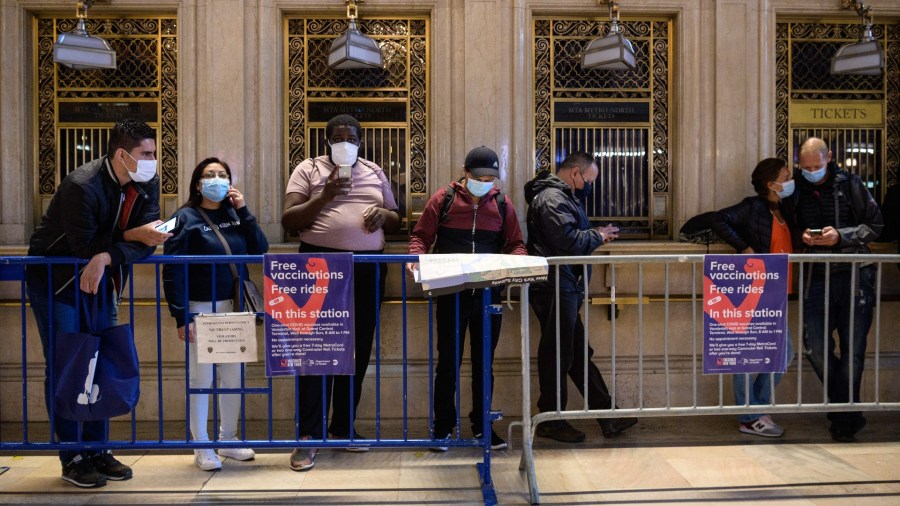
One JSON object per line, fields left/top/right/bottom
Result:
{"left": 328, "top": 19, "right": 384, "bottom": 69}
{"left": 830, "top": 39, "right": 884, "bottom": 75}
{"left": 582, "top": 32, "right": 636, "bottom": 71}
{"left": 52, "top": 23, "right": 116, "bottom": 70}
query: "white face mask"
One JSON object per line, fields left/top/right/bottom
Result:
{"left": 466, "top": 178, "right": 494, "bottom": 197}
{"left": 125, "top": 151, "right": 157, "bottom": 183}
{"left": 329, "top": 141, "right": 359, "bottom": 167}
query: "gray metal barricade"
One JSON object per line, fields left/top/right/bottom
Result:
{"left": 515, "top": 253, "right": 900, "bottom": 504}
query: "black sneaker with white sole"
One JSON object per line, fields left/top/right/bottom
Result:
{"left": 430, "top": 432, "right": 451, "bottom": 452}
{"left": 91, "top": 452, "right": 133, "bottom": 480}
{"left": 62, "top": 455, "right": 107, "bottom": 488}
{"left": 474, "top": 429, "right": 508, "bottom": 450}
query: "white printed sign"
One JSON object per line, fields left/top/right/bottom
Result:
{"left": 194, "top": 312, "right": 258, "bottom": 364}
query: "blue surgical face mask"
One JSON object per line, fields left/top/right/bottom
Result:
{"left": 573, "top": 171, "right": 593, "bottom": 202}
{"left": 575, "top": 182, "right": 593, "bottom": 202}
{"left": 201, "top": 177, "right": 230, "bottom": 202}
{"left": 801, "top": 165, "right": 828, "bottom": 184}
{"left": 774, "top": 179, "right": 794, "bottom": 198}
{"left": 466, "top": 178, "right": 494, "bottom": 197}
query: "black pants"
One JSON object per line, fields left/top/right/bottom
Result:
{"left": 530, "top": 288, "right": 612, "bottom": 413}
{"left": 296, "top": 245, "right": 386, "bottom": 438}
{"left": 433, "top": 288, "right": 502, "bottom": 435}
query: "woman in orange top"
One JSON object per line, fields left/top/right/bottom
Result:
{"left": 710, "top": 158, "right": 799, "bottom": 438}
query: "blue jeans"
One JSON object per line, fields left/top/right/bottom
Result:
{"left": 733, "top": 334, "right": 793, "bottom": 423}
{"left": 27, "top": 283, "right": 115, "bottom": 463}
{"left": 802, "top": 265, "right": 875, "bottom": 418}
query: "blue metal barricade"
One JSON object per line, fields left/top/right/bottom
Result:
{"left": 0, "top": 254, "right": 499, "bottom": 505}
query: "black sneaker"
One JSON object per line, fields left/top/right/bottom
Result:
{"left": 62, "top": 455, "right": 107, "bottom": 488}
{"left": 536, "top": 420, "right": 586, "bottom": 443}
{"left": 599, "top": 417, "right": 638, "bottom": 438}
{"left": 474, "top": 429, "right": 508, "bottom": 450}
{"left": 91, "top": 452, "right": 133, "bottom": 481}
{"left": 430, "top": 432, "right": 452, "bottom": 452}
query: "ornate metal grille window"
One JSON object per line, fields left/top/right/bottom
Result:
{"left": 776, "top": 20, "right": 899, "bottom": 201}
{"left": 35, "top": 16, "right": 178, "bottom": 217}
{"left": 533, "top": 17, "right": 671, "bottom": 238}
{"left": 286, "top": 17, "right": 428, "bottom": 236}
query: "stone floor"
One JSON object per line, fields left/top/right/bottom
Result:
{"left": 0, "top": 413, "right": 898, "bottom": 504}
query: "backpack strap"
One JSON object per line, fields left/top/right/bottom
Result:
{"left": 439, "top": 185, "right": 456, "bottom": 224}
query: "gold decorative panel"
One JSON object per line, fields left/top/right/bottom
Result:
{"left": 286, "top": 17, "right": 428, "bottom": 235}
{"left": 776, "top": 20, "right": 899, "bottom": 199}
{"left": 35, "top": 16, "right": 178, "bottom": 216}
{"left": 533, "top": 18, "right": 671, "bottom": 239}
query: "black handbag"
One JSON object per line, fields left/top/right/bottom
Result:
{"left": 197, "top": 208, "right": 264, "bottom": 324}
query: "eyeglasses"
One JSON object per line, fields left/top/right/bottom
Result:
{"left": 200, "top": 172, "right": 229, "bottom": 180}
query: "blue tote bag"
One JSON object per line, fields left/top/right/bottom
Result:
{"left": 53, "top": 296, "right": 141, "bottom": 421}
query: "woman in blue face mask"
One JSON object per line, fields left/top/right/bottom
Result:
{"left": 161, "top": 157, "right": 269, "bottom": 471}
{"left": 706, "top": 157, "right": 799, "bottom": 438}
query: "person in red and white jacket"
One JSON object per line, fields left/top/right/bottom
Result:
{"left": 407, "top": 146, "right": 526, "bottom": 451}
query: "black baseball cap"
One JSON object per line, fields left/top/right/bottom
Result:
{"left": 464, "top": 146, "right": 500, "bottom": 178}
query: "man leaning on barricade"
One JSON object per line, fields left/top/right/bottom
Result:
{"left": 792, "top": 137, "right": 883, "bottom": 442}
{"left": 26, "top": 118, "right": 171, "bottom": 487}
{"left": 524, "top": 151, "right": 637, "bottom": 443}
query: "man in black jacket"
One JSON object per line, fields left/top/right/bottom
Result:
{"left": 525, "top": 151, "right": 637, "bottom": 443}
{"left": 26, "top": 118, "right": 171, "bottom": 487}
{"left": 794, "top": 137, "right": 883, "bottom": 442}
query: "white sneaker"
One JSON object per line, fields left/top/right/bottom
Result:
{"left": 194, "top": 449, "right": 222, "bottom": 471}
{"left": 217, "top": 437, "right": 255, "bottom": 461}
{"left": 739, "top": 416, "right": 784, "bottom": 438}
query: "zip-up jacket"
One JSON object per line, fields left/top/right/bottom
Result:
{"left": 408, "top": 181, "right": 526, "bottom": 256}
{"left": 26, "top": 156, "right": 160, "bottom": 299}
{"left": 792, "top": 163, "right": 882, "bottom": 255}
{"left": 710, "top": 196, "right": 800, "bottom": 254}
{"left": 525, "top": 173, "right": 603, "bottom": 292}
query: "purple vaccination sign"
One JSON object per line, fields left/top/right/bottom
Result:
{"left": 703, "top": 254, "right": 788, "bottom": 375}
{"left": 263, "top": 253, "right": 354, "bottom": 376}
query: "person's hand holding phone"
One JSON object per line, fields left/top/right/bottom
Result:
{"left": 126, "top": 220, "right": 172, "bottom": 246}
{"left": 597, "top": 224, "right": 619, "bottom": 244}
{"left": 803, "top": 226, "right": 839, "bottom": 246}
{"left": 226, "top": 186, "right": 246, "bottom": 209}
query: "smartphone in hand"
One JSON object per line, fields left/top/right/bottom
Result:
{"left": 338, "top": 165, "right": 352, "bottom": 195}
{"left": 808, "top": 228, "right": 823, "bottom": 236}
{"left": 155, "top": 217, "right": 177, "bottom": 233}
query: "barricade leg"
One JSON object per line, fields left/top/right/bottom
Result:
{"left": 478, "top": 288, "right": 499, "bottom": 505}
{"left": 516, "top": 285, "right": 541, "bottom": 504}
